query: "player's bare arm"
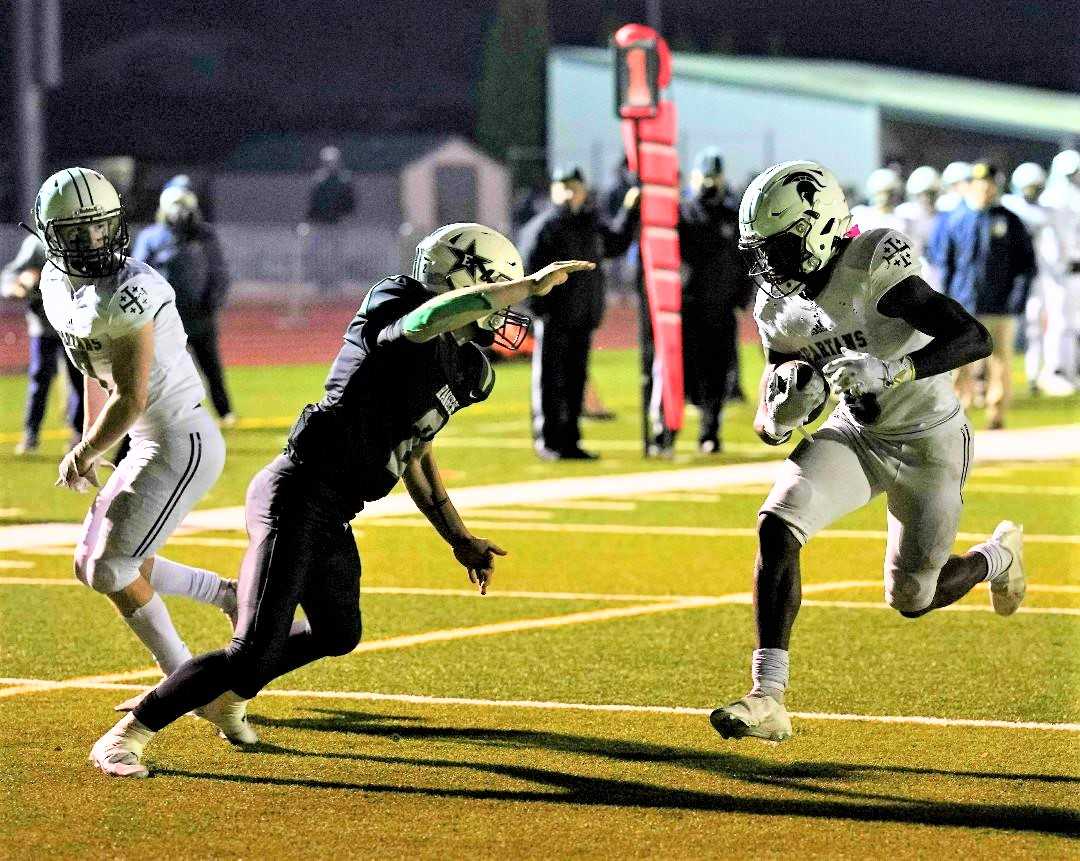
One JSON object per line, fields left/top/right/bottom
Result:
{"left": 402, "top": 441, "right": 506, "bottom": 594}
{"left": 57, "top": 323, "right": 153, "bottom": 491}
{"left": 401, "top": 259, "right": 595, "bottom": 343}
{"left": 823, "top": 275, "right": 992, "bottom": 396}
{"left": 879, "top": 275, "right": 993, "bottom": 376}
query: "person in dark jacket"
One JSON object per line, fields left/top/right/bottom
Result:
{"left": 517, "top": 165, "right": 636, "bottom": 459}
{"left": 930, "top": 162, "right": 1036, "bottom": 429}
{"left": 132, "top": 181, "right": 236, "bottom": 424}
{"left": 301, "top": 146, "right": 356, "bottom": 294}
{"left": 1, "top": 234, "right": 84, "bottom": 453}
{"left": 678, "top": 149, "right": 756, "bottom": 453}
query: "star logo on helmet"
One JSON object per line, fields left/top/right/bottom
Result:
{"left": 446, "top": 237, "right": 497, "bottom": 285}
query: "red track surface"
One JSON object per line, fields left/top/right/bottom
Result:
{"left": 0, "top": 297, "right": 756, "bottom": 372}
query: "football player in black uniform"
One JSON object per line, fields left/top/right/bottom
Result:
{"left": 90, "top": 223, "right": 593, "bottom": 777}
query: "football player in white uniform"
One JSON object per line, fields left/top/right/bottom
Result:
{"left": 895, "top": 166, "right": 943, "bottom": 291}
{"left": 1003, "top": 162, "right": 1073, "bottom": 395}
{"left": 709, "top": 161, "right": 1026, "bottom": 743}
{"left": 34, "top": 168, "right": 252, "bottom": 740}
{"left": 848, "top": 168, "right": 907, "bottom": 234}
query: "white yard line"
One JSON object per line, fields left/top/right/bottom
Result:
{"left": 0, "top": 560, "right": 33, "bottom": 569}
{"left": 0, "top": 667, "right": 162, "bottom": 699}
{"left": 1, "top": 678, "right": 1075, "bottom": 733}
{"left": 361, "top": 518, "right": 1080, "bottom": 547}
{"left": 797, "top": 598, "right": 1080, "bottom": 616}
{"left": 6, "top": 422, "right": 1074, "bottom": 553}
{"left": 964, "top": 484, "right": 1079, "bottom": 496}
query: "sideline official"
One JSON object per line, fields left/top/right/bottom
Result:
{"left": 517, "top": 165, "right": 636, "bottom": 460}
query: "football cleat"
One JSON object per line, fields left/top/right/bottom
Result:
{"left": 198, "top": 691, "right": 258, "bottom": 744}
{"left": 710, "top": 692, "right": 792, "bottom": 742}
{"left": 89, "top": 714, "right": 152, "bottom": 778}
{"left": 989, "top": 520, "right": 1026, "bottom": 616}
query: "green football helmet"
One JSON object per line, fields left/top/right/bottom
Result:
{"left": 33, "top": 167, "right": 129, "bottom": 278}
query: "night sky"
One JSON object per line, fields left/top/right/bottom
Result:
{"left": 2, "top": 0, "right": 1078, "bottom": 166}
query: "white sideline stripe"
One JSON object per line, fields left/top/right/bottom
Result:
{"left": 362, "top": 518, "right": 1080, "bottom": 546}
{"left": 455, "top": 509, "right": 556, "bottom": 521}
{"left": 3, "top": 679, "right": 1076, "bottom": 733}
{"left": 0, "top": 560, "right": 33, "bottom": 569}
{"left": 3, "top": 423, "right": 1077, "bottom": 552}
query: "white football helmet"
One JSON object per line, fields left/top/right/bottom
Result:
{"left": 158, "top": 185, "right": 201, "bottom": 232}
{"left": 1050, "top": 149, "right": 1080, "bottom": 179}
{"left": 1011, "top": 162, "right": 1047, "bottom": 194}
{"left": 411, "top": 222, "right": 530, "bottom": 349}
{"left": 941, "top": 161, "right": 972, "bottom": 188}
{"left": 33, "top": 167, "right": 129, "bottom": 278}
{"left": 905, "top": 165, "right": 941, "bottom": 198}
{"left": 738, "top": 160, "right": 851, "bottom": 297}
{"left": 865, "top": 167, "right": 901, "bottom": 199}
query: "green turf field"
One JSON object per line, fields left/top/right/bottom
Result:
{"left": 1, "top": 348, "right": 1077, "bottom": 857}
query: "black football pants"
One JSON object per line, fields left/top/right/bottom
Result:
{"left": 187, "top": 326, "right": 233, "bottom": 419}
{"left": 531, "top": 319, "right": 592, "bottom": 452}
{"left": 134, "top": 457, "right": 362, "bottom": 731}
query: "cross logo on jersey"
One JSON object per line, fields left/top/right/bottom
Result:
{"left": 445, "top": 238, "right": 498, "bottom": 285}
{"left": 880, "top": 236, "right": 913, "bottom": 268}
{"left": 117, "top": 283, "right": 149, "bottom": 315}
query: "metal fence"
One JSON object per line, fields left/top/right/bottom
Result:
{"left": 0, "top": 222, "right": 404, "bottom": 299}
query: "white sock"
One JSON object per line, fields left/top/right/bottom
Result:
{"left": 114, "top": 712, "right": 156, "bottom": 752}
{"left": 970, "top": 541, "right": 1013, "bottom": 582}
{"left": 149, "top": 556, "right": 230, "bottom": 609}
{"left": 124, "top": 593, "right": 193, "bottom": 675}
{"left": 751, "top": 648, "right": 789, "bottom": 702}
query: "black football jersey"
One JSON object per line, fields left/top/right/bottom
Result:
{"left": 284, "top": 275, "right": 494, "bottom": 512}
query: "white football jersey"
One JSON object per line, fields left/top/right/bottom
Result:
{"left": 895, "top": 199, "right": 943, "bottom": 291}
{"left": 754, "top": 228, "right": 961, "bottom": 438}
{"left": 40, "top": 257, "right": 206, "bottom": 435}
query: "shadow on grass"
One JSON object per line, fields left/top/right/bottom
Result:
{"left": 156, "top": 707, "right": 1080, "bottom": 837}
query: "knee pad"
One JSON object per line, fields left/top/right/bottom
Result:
{"left": 884, "top": 568, "right": 935, "bottom": 615}
{"left": 75, "top": 551, "right": 141, "bottom": 595}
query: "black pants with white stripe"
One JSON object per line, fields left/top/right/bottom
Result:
{"left": 134, "top": 456, "right": 362, "bottom": 730}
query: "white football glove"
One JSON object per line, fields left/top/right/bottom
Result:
{"left": 56, "top": 441, "right": 101, "bottom": 493}
{"left": 822, "top": 349, "right": 914, "bottom": 398}
{"left": 763, "top": 361, "right": 829, "bottom": 442}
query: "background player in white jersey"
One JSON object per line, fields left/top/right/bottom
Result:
{"left": 895, "top": 166, "right": 943, "bottom": 291}
{"left": 848, "top": 168, "right": 907, "bottom": 234}
{"left": 33, "top": 167, "right": 251, "bottom": 740}
{"left": 709, "top": 161, "right": 1026, "bottom": 743}
{"left": 1002, "top": 162, "right": 1073, "bottom": 395}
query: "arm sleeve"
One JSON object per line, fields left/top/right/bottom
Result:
{"left": 105, "top": 275, "right": 171, "bottom": 338}
{"left": 356, "top": 277, "right": 429, "bottom": 350}
{"left": 867, "top": 229, "right": 923, "bottom": 308}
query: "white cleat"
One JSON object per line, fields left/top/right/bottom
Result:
{"left": 710, "top": 692, "right": 792, "bottom": 743}
{"left": 198, "top": 691, "right": 258, "bottom": 744}
{"left": 89, "top": 714, "right": 152, "bottom": 778}
{"left": 989, "top": 520, "right": 1026, "bottom": 616}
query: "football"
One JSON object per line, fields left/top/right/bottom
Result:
{"left": 768, "top": 359, "right": 830, "bottom": 427}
